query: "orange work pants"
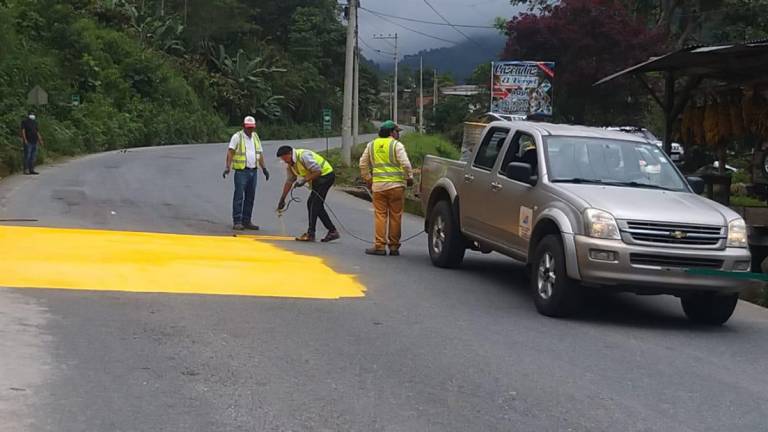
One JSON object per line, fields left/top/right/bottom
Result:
{"left": 372, "top": 187, "right": 405, "bottom": 251}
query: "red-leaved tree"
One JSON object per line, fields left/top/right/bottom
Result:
{"left": 502, "top": 0, "right": 664, "bottom": 125}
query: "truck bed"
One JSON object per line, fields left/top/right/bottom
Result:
{"left": 420, "top": 155, "right": 467, "bottom": 211}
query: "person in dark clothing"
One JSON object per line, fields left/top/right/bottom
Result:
{"left": 276, "top": 145, "right": 339, "bottom": 243}
{"left": 20, "top": 112, "right": 44, "bottom": 175}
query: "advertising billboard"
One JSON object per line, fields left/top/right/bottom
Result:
{"left": 491, "top": 61, "right": 555, "bottom": 117}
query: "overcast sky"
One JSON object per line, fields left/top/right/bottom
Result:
{"left": 357, "top": 0, "right": 521, "bottom": 59}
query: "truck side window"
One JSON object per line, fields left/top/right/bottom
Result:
{"left": 473, "top": 128, "right": 509, "bottom": 171}
{"left": 500, "top": 132, "right": 538, "bottom": 178}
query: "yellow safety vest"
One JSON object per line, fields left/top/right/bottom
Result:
{"left": 232, "top": 131, "right": 263, "bottom": 170}
{"left": 291, "top": 149, "right": 333, "bottom": 179}
{"left": 369, "top": 137, "right": 404, "bottom": 183}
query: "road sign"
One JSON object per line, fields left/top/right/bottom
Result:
{"left": 322, "top": 109, "right": 332, "bottom": 131}
{"left": 71, "top": 95, "right": 80, "bottom": 106}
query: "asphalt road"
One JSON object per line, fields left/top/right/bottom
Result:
{"left": 1, "top": 136, "right": 768, "bottom": 432}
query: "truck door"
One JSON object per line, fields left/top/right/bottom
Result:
{"left": 460, "top": 126, "right": 511, "bottom": 238}
{"left": 490, "top": 131, "right": 540, "bottom": 254}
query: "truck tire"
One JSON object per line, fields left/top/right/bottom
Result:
{"left": 681, "top": 293, "right": 739, "bottom": 325}
{"left": 531, "top": 234, "right": 582, "bottom": 317}
{"left": 427, "top": 200, "right": 466, "bottom": 268}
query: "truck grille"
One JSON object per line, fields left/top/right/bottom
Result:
{"left": 623, "top": 221, "right": 724, "bottom": 247}
{"left": 630, "top": 253, "right": 723, "bottom": 269}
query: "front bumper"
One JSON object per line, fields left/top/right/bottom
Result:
{"left": 574, "top": 235, "right": 755, "bottom": 294}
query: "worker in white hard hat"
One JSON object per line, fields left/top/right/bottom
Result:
{"left": 224, "top": 116, "right": 270, "bottom": 231}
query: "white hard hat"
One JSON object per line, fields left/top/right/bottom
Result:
{"left": 243, "top": 116, "right": 256, "bottom": 127}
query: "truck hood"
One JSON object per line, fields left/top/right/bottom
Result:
{"left": 555, "top": 184, "right": 734, "bottom": 226}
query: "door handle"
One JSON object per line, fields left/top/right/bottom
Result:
{"left": 490, "top": 182, "right": 503, "bottom": 191}
{"left": 464, "top": 174, "right": 475, "bottom": 183}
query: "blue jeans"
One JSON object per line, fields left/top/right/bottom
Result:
{"left": 23, "top": 143, "right": 37, "bottom": 172}
{"left": 232, "top": 169, "right": 258, "bottom": 225}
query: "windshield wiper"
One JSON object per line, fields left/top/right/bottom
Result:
{"left": 551, "top": 178, "right": 676, "bottom": 191}
{"left": 601, "top": 181, "right": 673, "bottom": 191}
{"left": 551, "top": 178, "right": 605, "bottom": 184}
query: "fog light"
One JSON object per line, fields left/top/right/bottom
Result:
{"left": 589, "top": 249, "right": 617, "bottom": 262}
{"left": 734, "top": 261, "right": 751, "bottom": 271}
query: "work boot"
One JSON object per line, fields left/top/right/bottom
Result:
{"left": 233, "top": 223, "right": 245, "bottom": 231}
{"left": 29, "top": 171, "right": 39, "bottom": 175}
{"left": 365, "top": 248, "right": 387, "bottom": 256}
{"left": 295, "top": 232, "right": 316, "bottom": 242}
{"left": 389, "top": 249, "right": 400, "bottom": 256}
{"left": 321, "top": 230, "right": 340, "bottom": 243}
{"left": 244, "top": 223, "right": 260, "bottom": 231}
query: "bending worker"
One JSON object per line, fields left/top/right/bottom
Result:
{"left": 224, "top": 116, "right": 269, "bottom": 231}
{"left": 276, "top": 146, "right": 340, "bottom": 243}
{"left": 359, "top": 120, "right": 413, "bottom": 256}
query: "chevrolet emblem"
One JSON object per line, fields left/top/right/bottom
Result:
{"left": 670, "top": 230, "right": 687, "bottom": 239}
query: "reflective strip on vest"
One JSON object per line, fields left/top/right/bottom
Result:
{"left": 292, "top": 149, "right": 333, "bottom": 179}
{"left": 369, "top": 138, "right": 404, "bottom": 183}
{"left": 232, "top": 131, "right": 263, "bottom": 170}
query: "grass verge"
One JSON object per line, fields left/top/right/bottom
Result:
{"left": 321, "top": 133, "right": 460, "bottom": 217}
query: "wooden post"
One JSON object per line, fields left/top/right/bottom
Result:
{"left": 663, "top": 71, "right": 675, "bottom": 156}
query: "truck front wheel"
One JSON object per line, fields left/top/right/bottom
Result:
{"left": 681, "top": 293, "right": 738, "bottom": 325}
{"left": 428, "top": 201, "right": 466, "bottom": 268}
{"left": 531, "top": 234, "right": 582, "bottom": 317}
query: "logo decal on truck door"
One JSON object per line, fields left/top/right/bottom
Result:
{"left": 519, "top": 206, "right": 533, "bottom": 240}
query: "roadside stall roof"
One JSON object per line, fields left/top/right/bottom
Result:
{"left": 594, "top": 39, "right": 768, "bottom": 86}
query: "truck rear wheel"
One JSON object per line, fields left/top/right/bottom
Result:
{"left": 531, "top": 234, "right": 582, "bottom": 317}
{"left": 681, "top": 293, "right": 738, "bottom": 325}
{"left": 428, "top": 201, "right": 465, "bottom": 268}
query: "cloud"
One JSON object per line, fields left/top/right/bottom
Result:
{"left": 357, "top": 0, "right": 518, "bottom": 58}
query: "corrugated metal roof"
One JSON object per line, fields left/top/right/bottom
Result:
{"left": 595, "top": 41, "right": 768, "bottom": 86}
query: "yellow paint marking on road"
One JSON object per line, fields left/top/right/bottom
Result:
{"left": 233, "top": 234, "right": 296, "bottom": 241}
{"left": 0, "top": 225, "right": 365, "bottom": 299}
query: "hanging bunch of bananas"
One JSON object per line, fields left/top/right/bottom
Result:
{"left": 742, "top": 87, "right": 768, "bottom": 138}
{"left": 729, "top": 92, "right": 745, "bottom": 140}
{"left": 703, "top": 95, "right": 720, "bottom": 147}
{"left": 679, "top": 87, "right": 768, "bottom": 146}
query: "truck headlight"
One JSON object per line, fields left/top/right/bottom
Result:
{"left": 585, "top": 209, "right": 620, "bottom": 240}
{"left": 727, "top": 218, "right": 748, "bottom": 248}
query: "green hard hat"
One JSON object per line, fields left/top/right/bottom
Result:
{"left": 380, "top": 120, "right": 402, "bottom": 131}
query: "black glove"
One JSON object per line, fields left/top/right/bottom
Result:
{"left": 223, "top": 168, "right": 230, "bottom": 178}
{"left": 294, "top": 179, "right": 306, "bottom": 188}
{"left": 263, "top": 167, "right": 270, "bottom": 181}
{"left": 406, "top": 178, "right": 414, "bottom": 187}
{"left": 277, "top": 199, "right": 286, "bottom": 211}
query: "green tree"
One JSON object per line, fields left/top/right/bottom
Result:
{"left": 427, "top": 96, "right": 472, "bottom": 145}
{"left": 207, "top": 44, "right": 285, "bottom": 122}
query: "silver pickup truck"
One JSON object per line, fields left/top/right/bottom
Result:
{"left": 420, "top": 121, "right": 753, "bottom": 325}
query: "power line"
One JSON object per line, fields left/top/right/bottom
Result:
{"left": 359, "top": 7, "right": 497, "bottom": 29}
{"left": 361, "top": 8, "right": 460, "bottom": 45}
{"left": 422, "top": 0, "right": 483, "bottom": 47}
{"left": 360, "top": 38, "right": 394, "bottom": 58}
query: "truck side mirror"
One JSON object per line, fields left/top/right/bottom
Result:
{"left": 505, "top": 162, "right": 533, "bottom": 184}
{"left": 687, "top": 176, "right": 705, "bottom": 194}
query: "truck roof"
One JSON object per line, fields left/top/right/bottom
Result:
{"left": 487, "top": 121, "right": 649, "bottom": 143}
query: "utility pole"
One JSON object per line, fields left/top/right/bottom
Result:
{"left": 419, "top": 56, "right": 424, "bottom": 133}
{"left": 341, "top": 0, "right": 357, "bottom": 166}
{"left": 384, "top": 77, "right": 392, "bottom": 120}
{"left": 374, "top": 33, "right": 398, "bottom": 123}
{"left": 353, "top": 3, "right": 359, "bottom": 146}
{"left": 433, "top": 69, "right": 438, "bottom": 115}
{"left": 390, "top": 78, "right": 394, "bottom": 119}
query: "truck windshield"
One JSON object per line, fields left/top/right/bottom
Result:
{"left": 544, "top": 136, "right": 688, "bottom": 192}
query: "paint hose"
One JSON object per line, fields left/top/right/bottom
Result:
{"left": 281, "top": 185, "right": 425, "bottom": 245}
